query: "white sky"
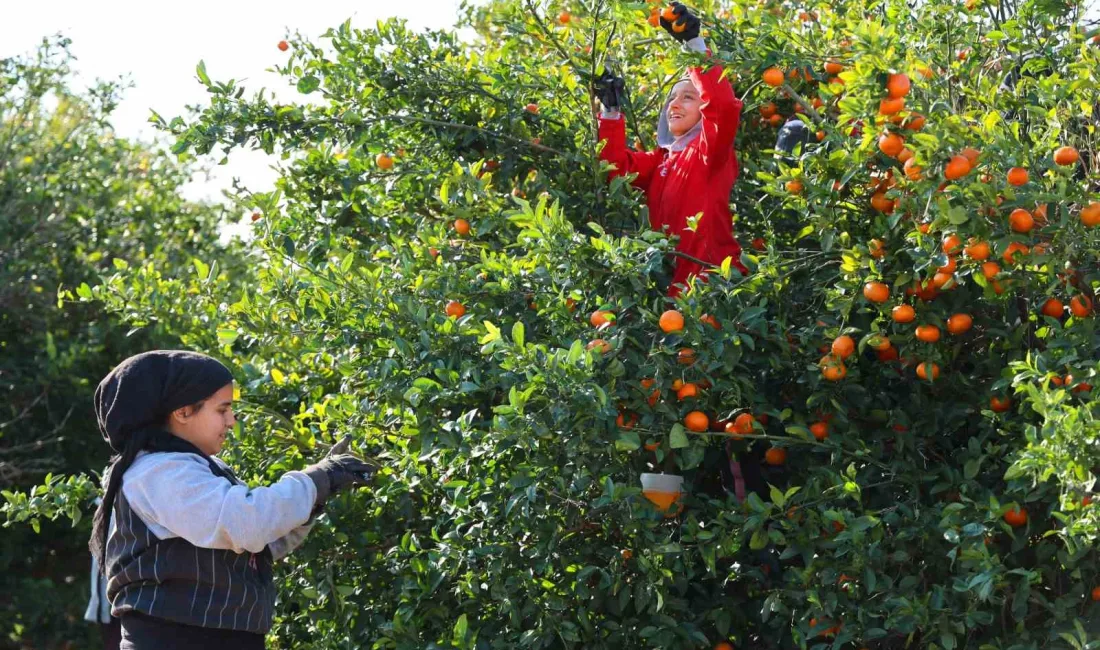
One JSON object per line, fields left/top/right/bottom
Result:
{"left": 2, "top": 0, "right": 466, "bottom": 215}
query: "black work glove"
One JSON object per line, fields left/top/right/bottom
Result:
{"left": 302, "top": 435, "right": 378, "bottom": 506}
{"left": 660, "top": 3, "right": 701, "bottom": 43}
{"left": 593, "top": 69, "right": 626, "bottom": 112}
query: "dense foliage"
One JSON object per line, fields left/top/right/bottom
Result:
{"left": 0, "top": 37, "right": 238, "bottom": 648}
{"left": 7, "top": 0, "right": 1100, "bottom": 648}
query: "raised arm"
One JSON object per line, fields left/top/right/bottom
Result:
{"left": 597, "top": 113, "right": 662, "bottom": 191}
{"left": 661, "top": 4, "right": 743, "bottom": 173}
{"left": 686, "top": 40, "right": 742, "bottom": 172}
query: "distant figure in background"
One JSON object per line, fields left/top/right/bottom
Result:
{"left": 775, "top": 117, "right": 814, "bottom": 158}
{"left": 85, "top": 497, "right": 121, "bottom": 650}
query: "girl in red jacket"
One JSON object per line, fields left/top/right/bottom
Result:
{"left": 595, "top": 3, "right": 747, "bottom": 296}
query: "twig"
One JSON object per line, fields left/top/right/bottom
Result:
{"left": 0, "top": 392, "right": 46, "bottom": 430}
{"left": 780, "top": 83, "right": 824, "bottom": 124}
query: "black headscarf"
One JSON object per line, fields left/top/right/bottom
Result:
{"left": 89, "top": 350, "right": 236, "bottom": 567}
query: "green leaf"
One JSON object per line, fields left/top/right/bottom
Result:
{"left": 964, "top": 458, "right": 982, "bottom": 480}
{"left": 769, "top": 484, "right": 787, "bottom": 508}
{"left": 192, "top": 257, "right": 210, "bottom": 279}
{"left": 271, "top": 368, "right": 286, "bottom": 385}
{"left": 512, "top": 321, "right": 525, "bottom": 348}
{"left": 615, "top": 431, "right": 641, "bottom": 451}
{"left": 216, "top": 328, "right": 239, "bottom": 346}
{"left": 669, "top": 424, "right": 689, "bottom": 449}
{"left": 296, "top": 75, "right": 321, "bottom": 94}
{"left": 480, "top": 321, "right": 501, "bottom": 344}
{"left": 453, "top": 613, "right": 468, "bottom": 644}
{"left": 749, "top": 528, "right": 768, "bottom": 550}
{"left": 76, "top": 282, "right": 93, "bottom": 299}
{"left": 196, "top": 60, "right": 211, "bottom": 86}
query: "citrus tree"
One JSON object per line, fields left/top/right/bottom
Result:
{"left": 0, "top": 37, "right": 242, "bottom": 648}
{"left": 12, "top": 0, "right": 1100, "bottom": 648}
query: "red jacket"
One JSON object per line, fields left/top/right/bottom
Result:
{"left": 598, "top": 62, "right": 747, "bottom": 295}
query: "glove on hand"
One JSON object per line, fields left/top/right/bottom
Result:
{"left": 660, "top": 3, "right": 701, "bottom": 43}
{"left": 303, "top": 435, "right": 377, "bottom": 505}
{"left": 593, "top": 69, "right": 626, "bottom": 112}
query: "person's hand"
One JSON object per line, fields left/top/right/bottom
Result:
{"left": 593, "top": 69, "right": 626, "bottom": 112}
{"left": 303, "top": 435, "right": 378, "bottom": 505}
{"left": 659, "top": 3, "right": 701, "bottom": 43}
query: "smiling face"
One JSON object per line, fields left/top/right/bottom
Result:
{"left": 666, "top": 79, "right": 702, "bottom": 137}
{"left": 165, "top": 383, "right": 236, "bottom": 456}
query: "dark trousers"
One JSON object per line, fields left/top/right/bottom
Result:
{"left": 101, "top": 617, "right": 122, "bottom": 650}
{"left": 120, "top": 611, "right": 265, "bottom": 650}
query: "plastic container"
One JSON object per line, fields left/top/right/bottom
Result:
{"left": 640, "top": 473, "right": 684, "bottom": 514}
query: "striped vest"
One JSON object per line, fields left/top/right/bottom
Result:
{"left": 105, "top": 488, "right": 276, "bottom": 634}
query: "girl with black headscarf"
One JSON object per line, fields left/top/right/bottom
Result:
{"left": 88, "top": 350, "right": 375, "bottom": 650}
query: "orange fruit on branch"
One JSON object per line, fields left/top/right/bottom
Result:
{"left": 676, "top": 382, "right": 700, "bottom": 400}
{"left": 376, "top": 153, "right": 394, "bottom": 169}
{"left": 762, "top": 67, "right": 785, "bottom": 87}
{"left": 892, "top": 304, "right": 916, "bottom": 323}
{"left": 1002, "top": 242, "right": 1029, "bottom": 265}
{"left": 684, "top": 410, "right": 709, "bottom": 432}
{"left": 729, "top": 413, "right": 756, "bottom": 437}
{"left": 946, "top": 313, "right": 973, "bottom": 335}
{"left": 915, "top": 324, "right": 941, "bottom": 343}
{"left": 864, "top": 281, "right": 890, "bottom": 303}
{"left": 964, "top": 239, "right": 990, "bottom": 260}
{"left": 1003, "top": 507, "right": 1027, "bottom": 527}
{"left": 1080, "top": 202, "right": 1100, "bottom": 227}
{"left": 990, "top": 396, "right": 1012, "bottom": 412}
{"left": 277, "top": 40, "right": 289, "bottom": 51}
{"left": 876, "top": 344, "right": 899, "bottom": 362}
{"left": 944, "top": 155, "right": 971, "bottom": 181}
{"left": 700, "top": 314, "right": 721, "bottom": 329}
{"left": 981, "top": 261, "right": 1001, "bottom": 279}
{"left": 678, "top": 348, "right": 696, "bottom": 365}
{"left": 764, "top": 447, "right": 787, "bottom": 465}
{"left": 1069, "top": 295, "right": 1094, "bottom": 318}
{"left": 886, "top": 73, "right": 911, "bottom": 98}
{"left": 454, "top": 218, "right": 471, "bottom": 236}
{"left": 590, "top": 310, "right": 614, "bottom": 328}
{"left": 878, "top": 132, "right": 905, "bottom": 157}
{"left": 821, "top": 360, "right": 848, "bottom": 381}
{"left": 903, "top": 113, "right": 926, "bottom": 130}
{"left": 825, "top": 60, "right": 843, "bottom": 75}
{"left": 1053, "top": 146, "right": 1079, "bottom": 166}
{"left": 1040, "top": 298, "right": 1064, "bottom": 318}
{"left": 587, "top": 339, "right": 612, "bottom": 354}
{"left": 831, "top": 335, "right": 856, "bottom": 359}
{"left": 870, "top": 191, "right": 895, "bottom": 213}
{"left": 916, "top": 361, "right": 940, "bottom": 380}
{"left": 1006, "top": 167, "right": 1029, "bottom": 186}
{"left": 445, "top": 300, "right": 466, "bottom": 318}
{"left": 942, "top": 234, "right": 963, "bottom": 255}
{"left": 659, "top": 309, "right": 685, "bottom": 333}
{"left": 810, "top": 421, "right": 829, "bottom": 441}
{"left": 1008, "top": 208, "right": 1034, "bottom": 233}
{"left": 879, "top": 97, "right": 905, "bottom": 115}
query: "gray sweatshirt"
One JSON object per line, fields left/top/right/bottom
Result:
{"left": 103, "top": 451, "right": 319, "bottom": 633}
